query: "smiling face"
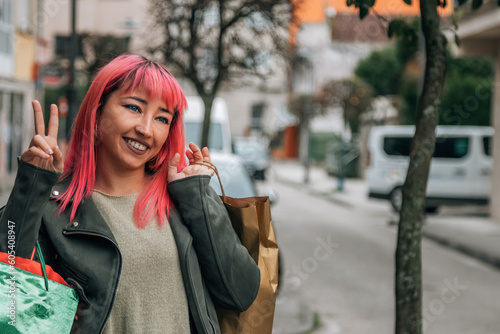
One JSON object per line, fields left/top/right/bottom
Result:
{"left": 95, "top": 85, "right": 174, "bottom": 175}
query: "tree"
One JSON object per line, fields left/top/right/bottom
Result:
{"left": 397, "top": 51, "right": 494, "bottom": 126}
{"left": 354, "top": 18, "right": 494, "bottom": 127}
{"left": 354, "top": 17, "right": 419, "bottom": 97}
{"left": 80, "top": 33, "right": 131, "bottom": 83}
{"left": 287, "top": 94, "right": 325, "bottom": 125}
{"left": 351, "top": 0, "right": 499, "bottom": 332}
{"left": 148, "top": 0, "right": 298, "bottom": 148}
{"left": 439, "top": 55, "right": 494, "bottom": 126}
{"left": 440, "top": 74, "right": 492, "bottom": 125}
{"left": 399, "top": 74, "right": 420, "bottom": 124}
{"left": 348, "top": 0, "right": 448, "bottom": 333}
{"left": 354, "top": 46, "right": 403, "bottom": 96}
{"left": 319, "top": 78, "right": 374, "bottom": 135}
{"left": 288, "top": 79, "right": 373, "bottom": 135}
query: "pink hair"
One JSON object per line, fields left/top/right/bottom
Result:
{"left": 58, "top": 54, "right": 187, "bottom": 228}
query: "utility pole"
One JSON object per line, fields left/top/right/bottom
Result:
{"left": 294, "top": 52, "right": 314, "bottom": 184}
{"left": 66, "top": 0, "right": 77, "bottom": 140}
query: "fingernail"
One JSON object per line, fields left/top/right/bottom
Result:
{"left": 48, "top": 149, "right": 54, "bottom": 155}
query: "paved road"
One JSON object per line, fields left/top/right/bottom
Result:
{"left": 267, "top": 177, "right": 500, "bottom": 334}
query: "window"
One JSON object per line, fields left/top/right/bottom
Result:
{"left": 0, "top": 0, "right": 13, "bottom": 55}
{"left": 433, "top": 137, "right": 468, "bottom": 158}
{"left": 383, "top": 136, "right": 469, "bottom": 159}
{"left": 17, "top": 0, "right": 31, "bottom": 32}
{"left": 250, "top": 103, "right": 265, "bottom": 130}
{"left": 483, "top": 136, "right": 491, "bottom": 156}
{"left": 383, "top": 137, "right": 412, "bottom": 157}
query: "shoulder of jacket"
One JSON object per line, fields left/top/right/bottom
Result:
{"left": 49, "top": 179, "right": 73, "bottom": 203}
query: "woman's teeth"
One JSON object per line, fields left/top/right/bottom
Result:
{"left": 126, "top": 139, "right": 147, "bottom": 151}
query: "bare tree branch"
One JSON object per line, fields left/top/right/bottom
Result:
{"left": 147, "top": 0, "right": 299, "bottom": 146}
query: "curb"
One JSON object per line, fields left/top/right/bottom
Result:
{"left": 272, "top": 172, "right": 354, "bottom": 209}
{"left": 422, "top": 229, "right": 500, "bottom": 269}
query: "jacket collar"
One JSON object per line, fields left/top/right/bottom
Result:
{"left": 49, "top": 178, "right": 192, "bottom": 256}
{"left": 63, "top": 197, "right": 119, "bottom": 246}
{"left": 50, "top": 180, "right": 118, "bottom": 245}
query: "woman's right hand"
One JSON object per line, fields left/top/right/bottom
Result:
{"left": 20, "top": 101, "right": 64, "bottom": 173}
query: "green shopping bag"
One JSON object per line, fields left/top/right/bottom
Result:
{"left": 0, "top": 241, "right": 79, "bottom": 334}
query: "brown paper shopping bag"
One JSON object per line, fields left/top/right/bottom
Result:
{"left": 196, "top": 162, "right": 279, "bottom": 334}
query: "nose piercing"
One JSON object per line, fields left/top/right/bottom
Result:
{"left": 137, "top": 127, "right": 143, "bottom": 134}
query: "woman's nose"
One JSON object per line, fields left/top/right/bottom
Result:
{"left": 135, "top": 119, "right": 153, "bottom": 137}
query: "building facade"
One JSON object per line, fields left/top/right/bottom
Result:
{"left": 0, "top": 0, "right": 38, "bottom": 191}
{"left": 456, "top": 1, "right": 500, "bottom": 220}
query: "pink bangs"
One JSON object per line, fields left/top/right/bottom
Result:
{"left": 58, "top": 54, "right": 187, "bottom": 228}
{"left": 122, "top": 63, "right": 186, "bottom": 114}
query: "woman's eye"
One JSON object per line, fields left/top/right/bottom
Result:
{"left": 125, "top": 105, "right": 141, "bottom": 113}
{"left": 156, "top": 116, "right": 170, "bottom": 125}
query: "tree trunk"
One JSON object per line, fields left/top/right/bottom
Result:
{"left": 394, "top": 0, "right": 447, "bottom": 333}
{"left": 200, "top": 94, "right": 216, "bottom": 149}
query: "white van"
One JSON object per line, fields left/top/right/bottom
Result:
{"left": 184, "top": 96, "right": 232, "bottom": 154}
{"left": 366, "top": 125, "right": 493, "bottom": 212}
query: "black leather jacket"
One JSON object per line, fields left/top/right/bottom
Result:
{"left": 0, "top": 160, "right": 260, "bottom": 333}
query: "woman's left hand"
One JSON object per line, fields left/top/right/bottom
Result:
{"left": 168, "top": 142, "right": 215, "bottom": 183}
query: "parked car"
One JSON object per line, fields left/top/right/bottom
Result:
{"left": 209, "top": 152, "right": 258, "bottom": 198}
{"left": 209, "top": 152, "right": 276, "bottom": 204}
{"left": 366, "top": 125, "right": 493, "bottom": 213}
{"left": 232, "top": 137, "right": 270, "bottom": 180}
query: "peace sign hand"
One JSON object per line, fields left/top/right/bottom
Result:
{"left": 20, "top": 101, "right": 64, "bottom": 173}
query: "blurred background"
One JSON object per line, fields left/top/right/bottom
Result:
{"left": 1, "top": 0, "right": 500, "bottom": 333}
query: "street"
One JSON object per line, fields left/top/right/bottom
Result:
{"left": 266, "top": 173, "right": 500, "bottom": 334}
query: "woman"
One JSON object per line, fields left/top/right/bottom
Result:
{"left": 0, "top": 54, "right": 260, "bottom": 334}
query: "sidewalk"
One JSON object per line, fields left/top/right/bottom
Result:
{"left": 271, "top": 159, "right": 500, "bottom": 333}
{"left": 270, "top": 159, "right": 500, "bottom": 270}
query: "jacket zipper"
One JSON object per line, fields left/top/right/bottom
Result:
{"left": 62, "top": 230, "right": 122, "bottom": 334}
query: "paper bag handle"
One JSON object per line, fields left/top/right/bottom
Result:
{"left": 192, "top": 161, "right": 226, "bottom": 199}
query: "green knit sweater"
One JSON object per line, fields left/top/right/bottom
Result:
{"left": 92, "top": 190, "right": 190, "bottom": 334}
